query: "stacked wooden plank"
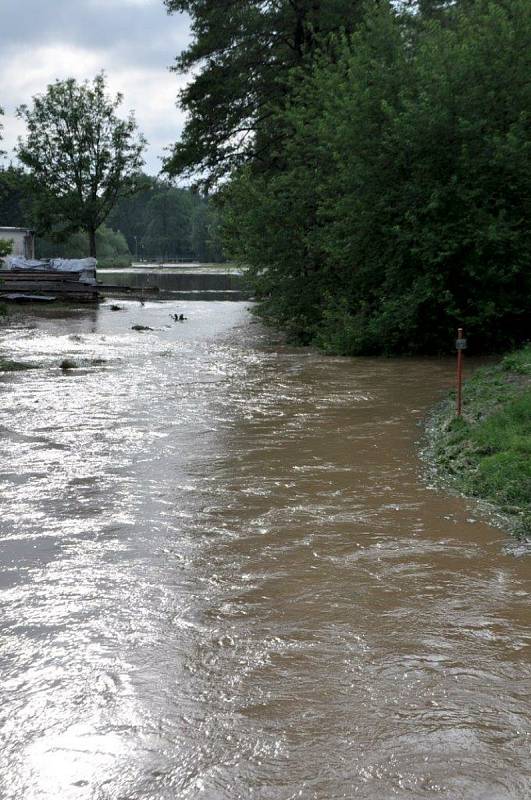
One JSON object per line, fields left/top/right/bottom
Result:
{"left": 0, "top": 270, "right": 99, "bottom": 302}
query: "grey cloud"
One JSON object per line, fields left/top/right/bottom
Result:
{"left": 0, "top": 0, "right": 190, "bottom": 174}
{"left": 0, "top": 0, "right": 189, "bottom": 68}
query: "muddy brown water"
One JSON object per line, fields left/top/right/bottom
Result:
{"left": 0, "top": 300, "right": 529, "bottom": 800}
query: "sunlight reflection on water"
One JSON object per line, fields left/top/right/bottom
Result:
{"left": 0, "top": 299, "right": 530, "bottom": 800}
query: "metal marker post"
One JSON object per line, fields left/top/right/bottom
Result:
{"left": 455, "top": 328, "right": 467, "bottom": 417}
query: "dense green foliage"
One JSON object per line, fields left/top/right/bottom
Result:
{"left": 107, "top": 176, "right": 224, "bottom": 261}
{"left": 221, "top": 0, "right": 530, "bottom": 353}
{"left": 0, "top": 165, "right": 132, "bottom": 264}
{"left": 429, "top": 344, "right": 531, "bottom": 535}
{"left": 0, "top": 167, "right": 34, "bottom": 228}
{"left": 164, "top": 0, "right": 367, "bottom": 184}
{"left": 36, "top": 225, "right": 131, "bottom": 265}
{"left": 0, "top": 168, "right": 224, "bottom": 263}
{"left": 16, "top": 73, "right": 146, "bottom": 257}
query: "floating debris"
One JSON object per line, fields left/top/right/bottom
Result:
{"left": 3, "top": 293, "right": 57, "bottom": 303}
{"left": 1, "top": 257, "right": 98, "bottom": 302}
{"left": 60, "top": 359, "right": 78, "bottom": 371}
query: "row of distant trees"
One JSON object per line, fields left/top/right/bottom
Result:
{"left": 107, "top": 176, "right": 223, "bottom": 263}
{"left": 0, "top": 75, "right": 224, "bottom": 263}
{"left": 0, "top": 165, "right": 224, "bottom": 264}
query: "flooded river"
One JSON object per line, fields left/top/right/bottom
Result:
{"left": 1, "top": 300, "right": 529, "bottom": 800}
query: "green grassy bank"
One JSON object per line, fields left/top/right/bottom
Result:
{"left": 426, "top": 345, "right": 531, "bottom": 539}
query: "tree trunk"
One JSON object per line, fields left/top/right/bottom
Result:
{"left": 88, "top": 226, "right": 97, "bottom": 258}
{"left": 293, "top": 2, "right": 306, "bottom": 57}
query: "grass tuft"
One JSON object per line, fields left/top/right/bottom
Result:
{"left": 427, "top": 344, "right": 531, "bottom": 538}
{"left": 501, "top": 345, "right": 531, "bottom": 375}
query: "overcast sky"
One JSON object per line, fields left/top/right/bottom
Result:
{"left": 0, "top": 0, "right": 191, "bottom": 175}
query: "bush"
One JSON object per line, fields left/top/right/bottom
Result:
{"left": 96, "top": 255, "right": 132, "bottom": 269}
{"left": 0, "top": 237, "right": 12, "bottom": 258}
{"left": 36, "top": 224, "right": 131, "bottom": 260}
{"left": 501, "top": 344, "right": 531, "bottom": 375}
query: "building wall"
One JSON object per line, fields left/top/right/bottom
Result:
{"left": 0, "top": 227, "right": 36, "bottom": 259}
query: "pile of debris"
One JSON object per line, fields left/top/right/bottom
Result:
{"left": 0, "top": 256, "right": 98, "bottom": 303}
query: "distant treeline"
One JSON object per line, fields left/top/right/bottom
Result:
{"left": 0, "top": 169, "right": 224, "bottom": 264}
{"left": 107, "top": 175, "right": 224, "bottom": 263}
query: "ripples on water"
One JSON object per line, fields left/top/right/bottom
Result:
{"left": 0, "top": 300, "right": 529, "bottom": 800}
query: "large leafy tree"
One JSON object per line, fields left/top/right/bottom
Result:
{"left": 164, "top": 0, "right": 367, "bottom": 184}
{"left": 17, "top": 73, "right": 146, "bottom": 257}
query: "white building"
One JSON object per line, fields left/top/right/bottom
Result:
{"left": 0, "top": 227, "right": 35, "bottom": 259}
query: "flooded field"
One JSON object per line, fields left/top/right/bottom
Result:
{"left": 0, "top": 300, "right": 529, "bottom": 800}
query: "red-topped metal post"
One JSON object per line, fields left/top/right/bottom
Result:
{"left": 455, "top": 327, "right": 467, "bottom": 416}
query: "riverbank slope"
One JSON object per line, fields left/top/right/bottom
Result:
{"left": 426, "top": 345, "right": 531, "bottom": 540}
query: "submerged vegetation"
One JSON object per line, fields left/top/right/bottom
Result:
{"left": 59, "top": 359, "right": 78, "bottom": 371}
{"left": 427, "top": 345, "right": 531, "bottom": 537}
{"left": 0, "top": 358, "right": 40, "bottom": 372}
